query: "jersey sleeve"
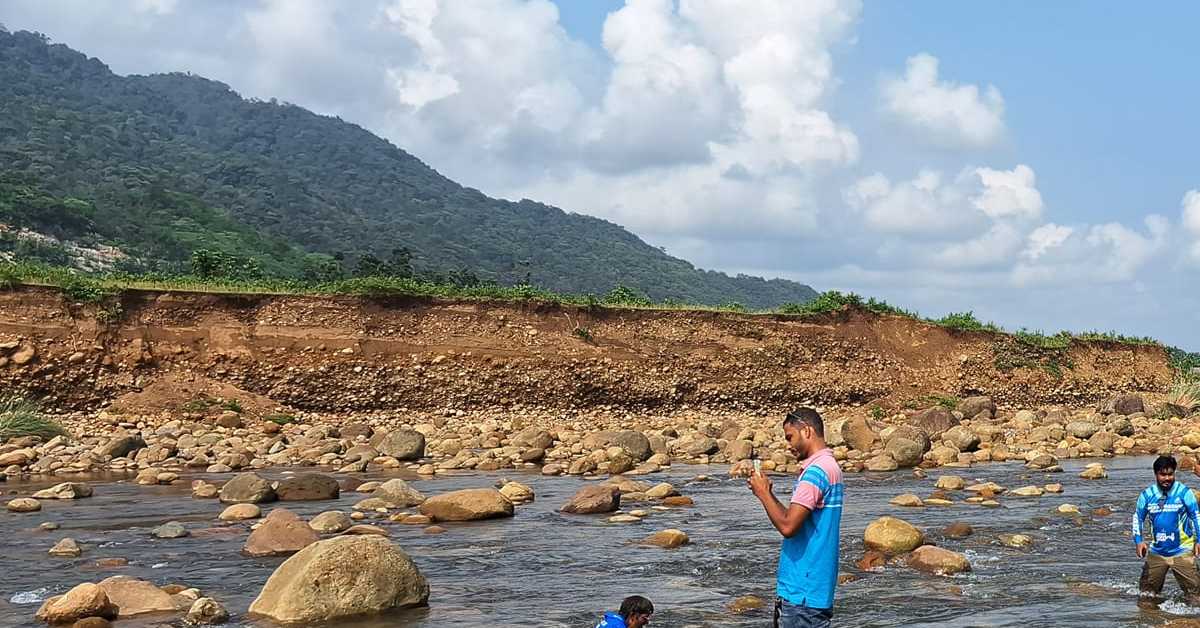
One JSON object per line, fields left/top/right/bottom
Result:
{"left": 1133, "top": 490, "right": 1148, "bottom": 545}
{"left": 1185, "top": 488, "right": 1200, "bottom": 544}
{"left": 791, "top": 465, "right": 830, "bottom": 510}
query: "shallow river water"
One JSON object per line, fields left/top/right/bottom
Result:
{"left": 2, "top": 455, "right": 1198, "bottom": 627}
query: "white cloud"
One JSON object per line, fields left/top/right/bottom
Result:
{"left": 1013, "top": 215, "right": 1169, "bottom": 285}
{"left": 882, "top": 52, "right": 1005, "bottom": 149}
{"left": 972, "top": 164, "right": 1042, "bottom": 219}
{"left": 1022, "top": 223, "right": 1073, "bottom": 260}
{"left": 1182, "top": 189, "right": 1200, "bottom": 263}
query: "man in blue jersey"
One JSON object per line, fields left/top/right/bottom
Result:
{"left": 594, "top": 596, "right": 653, "bottom": 628}
{"left": 749, "top": 408, "right": 842, "bottom": 628}
{"left": 1133, "top": 455, "right": 1200, "bottom": 605}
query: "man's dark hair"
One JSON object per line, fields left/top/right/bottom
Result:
{"left": 783, "top": 407, "right": 824, "bottom": 438}
{"left": 619, "top": 595, "right": 653, "bottom": 619}
{"left": 1154, "top": 455, "right": 1178, "bottom": 474}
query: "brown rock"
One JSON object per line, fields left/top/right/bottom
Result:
{"left": 36, "top": 583, "right": 117, "bottom": 624}
{"left": 218, "top": 473, "right": 277, "bottom": 504}
{"left": 97, "top": 576, "right": 179, "bottom": 617}
{"left": 418, "top": 488, "right": 514, "bottom": 521}
{"left": 841, "top": 416, "right": 879, "bottom": 452}
{"left": 561, "top": 484, "right": 621, "bottom": 514}
{"left": 863, "top": 516, "right": 924, "bottom": 554}
{"left": 907, "top": 545, "right": 971, "bottom": 575}
{"left": 943, "top": 522, "right": 974, "bottom": 539}
{"left": 275, "top": 474, "right": 340, "bottom": 501}
{"left": 243, "top": 509, "right": 320, "bottom": 557}
{"left": 913, "top": 407, "right": 959, "bottom": 438}
{"left": 856, "top": 549, "right": 887, "bottom": 571}
{"left": 642, "top": 528, "right": 690, "bottom": 548}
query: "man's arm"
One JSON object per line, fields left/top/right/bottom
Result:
{"left": 749, "top": 472, "right": 811, "bottom": 537}
{"left": 1185, "top": 488, "right": 1200, "bottom": 556}
{"left": 1133, "top": 491, "right": 1148, "bottom": 557}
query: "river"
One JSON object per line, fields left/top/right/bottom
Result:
{"left": 1, "top": 455, "right": 1195, "bottom": 627}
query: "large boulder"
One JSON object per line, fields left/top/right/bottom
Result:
{"left": 885, "top": 438, "right": 924, "bottom": 468}
{"left": 35, "top": 583, "right": 118, "bottom": 624}
{"left": 942, "top": 426, "right": 980, "bottom": 452}
{"left": 275, "top": 474, "right": 340, "bottom": 501}
{"left": 561, "top": 484, "right": 621, "bottom": 514}
{"left": 1100, "top": 394, "right": 1144, "bottom": 416}
{"left": 373, "top": 479, "right": 426, "bottom": 507}
{"left": 97, "top": 434, "right": 146, "bottom": 459}
{"left": 956, "top": 396, "right": 995, "bottom": 420}
{"left": 511, "top": 427, "right": 554, "bottom": 450}
{"left": 248, "top": 536, "right": 428, "bottom": 623}
{"left": 907, "top": 545, "right": 971, "bottom": 576}
{"left": 97, "top": 576, "right": 179, "bottom": 617}
{"left": 32, "top": 482, "right": 93, "bottom": 500}
{"left": 913, "top": 407, "right": 959, "bottom": 438}
{"left": 1066, "top": 421, "right": 1099, "bottom": 440}
{"left": 611, "top": 431, "right": 652, "bottom": 461}
{"left": 841, "top": 417, "right": 879, "bottom": 452}
{"left": 418, "top": 489, "right": 514, "bottom": 521}
{"left": 863, "top": 516, "right": 924, "bottom": 554}
{"left": 218, "top": 473, "right": 277, "bottom": 504}
{"left": 371, "top": 430, "right": 426, "bottom": 460}
{"left": 243, "top": 509, "right": 320, "bottom": 557}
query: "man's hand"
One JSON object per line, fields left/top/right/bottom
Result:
{"left": 748, "top": 470, "right": 773, "bottom": 501}
{"left": 1193, "top": 543, "right": 1199, "bottom": 557}
{"left": 1137, "top": 542, "right": 1148, "bottom": 559}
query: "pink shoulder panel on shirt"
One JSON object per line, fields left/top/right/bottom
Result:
{"left": 790, "top": 450, "right": 841, "bottom": 510}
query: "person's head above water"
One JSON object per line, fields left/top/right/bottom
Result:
{"left": 781, "top": 407, "right": 826, "bottom": 460}
{"left": 1154, "top": 454, "right": 1178, "bottom": 493}
{"left": 619, "top": 595, "right": 654, "bottom": 628}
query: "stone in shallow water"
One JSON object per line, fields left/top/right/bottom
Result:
{"left": 152, "top": 522, "right": 189, "bottom": 539}
{"left": 49, "top": 538, "right": 82, "bottom": 557}
{"left": 889, "top": 493, "right": 924, "bottom": 507}
{"left": 607, "top": 514, "right": 641, "bottom": 523}
{"left": 641, "top": 529, "right": 689, "bottom": 548}
{"left": 6, "top": 497, "right": 41, "bottom": 513}
{"left": 728, "top": 595, "right": 766, "bottom": 614}
{"left": 32, "top": 482, "right": 93, "bottom": 500}
{"left": 999, "top": 534, "right": 1034, "bottom": 548}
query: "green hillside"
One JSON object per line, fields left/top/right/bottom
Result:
{"left": 0, "top": 28, "right": 817, "bottom": 307}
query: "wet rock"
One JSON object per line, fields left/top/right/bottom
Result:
{"left": 889, "top": 493, "right": 924, "bottom": 507}
{"left": 1044, "top": 483, "right": 1064, "bottom": 493}
{"left": 662, "top": 496, "right": 694, "bottom": 507}
{"left": 49, "top": 538, "right": 82, "bottom": 557}
{"left": 309, "top": 511, "right": 353, "bottom": 534}
{"left": 343, "top": 524, "right": 390, "bottom": 536}
{"left": 1079, "top": 464, "right": 1108, "bottom": 480}
{"left": 866, "top": 454, "right": 898, "bottom": 472}
{"left": 219, "top": 504, "right": 261, "bottom": 521}
{"left": 33, "top": 483, "right": 93, "bottom": 500}
{"left": 248, "top": 536, "right": 428, "bottom": 623}
{"left": 863, "top": 516, "right": 924, "bottom": 554}
{"left": 191, "top": 481, "right": 219, "bottom": 499}
{"left": 35, "top": 583, "right": 117, "bottom": 624}
{"left": 1010, "top": 485, "right": 1045, "bottom": 497}
{"left": 561, "top": 485, "right": 621, "bottom": 515}
{"left": 913, "top": 407, "right": 959, "bottom": 438}
{"left": 943, "top": 426, "right": 980, "bottom": 452}
{"left": 608, "top": 514, "right": 641, "bottom": 523}
{"left": 943, "top": 522, "right": 973, "bottom": 539}
{"left": 645, "top": 483, "right": 679, "bottom": 500}
{"left": 999, "top": 534, "right": 1034, "bottom": 548}
{"left": 184, "top": 597, "right": 229, "bottom": 625}
{"left": 40, "top": 522, "right": 60, "bottom": 531}
{"left": 70, "top": 619, "right": 113, "bottom": 628}
{"left": 965, "top": 482, "right": 1006, "bottom": 495}
{"left": 243, "top": 509, "right": 320, "bottom": 557}
{"left": 1058, "top": 504, "right": 1081, "bottom": 514}
{"left": 885, "top": 438, "right": 925, "bottom": 468}
{"left": 152, "top": 522, "right": 189, "bottom": 539}
{"left": 728, "top": 595, "right": 767, "bottom": 614}
{"left": 7, "top": 497, "right": 41, "bottom": 512}
{"left": 907, "top": 545, "right": 971, "bottom": 576}
{"left": 935, "top": 475, "right": 966, "bottom": 490}
{"left": 1093, "top": 506, "right": 1113, "bottom": 517}
{"left": 218, "top": 473, "right": 277, "bottom": 504}
{"left": 856, "top": 549, "right": 888, "bottom": 571}
{"left": 275, "top": 474, "right": 340, "bottom": 501}
{"left": 423, "top": 525, "right": 446, "bottom": 534}
{"left": 370, "top": 430, "right": 425, "bottom": 461}
{"left": 372, "top": 479, "right": 426, "bottom": 507}
{"left": 642, "top": 529, "right": 690, "bottom": 548}
{"left": 1025, "top": 453, "right": 1058, "bottom": 470}
{"left": 97, "top": 434, "right": 146, "bottom": 461}
{"left": 928, "top": 445, "right": 959, "bottom": 466}
{"left": 498, "top": 481, "right": 535, "bottom": 503}
{"left": 97, "top": 576, "right": 179, "bottom": 617}
{"left": 419, "top": 488, "right": 514, "bottom": 521}
{"left": 512, "top": 427, "right": 554, "bottom": 450}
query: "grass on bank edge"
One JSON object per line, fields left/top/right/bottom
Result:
{"left": 0, "top": 397, "right": 66, "bottom": 442}
{"left": 1, "top": 260, "right": 1195, "bottom": 379}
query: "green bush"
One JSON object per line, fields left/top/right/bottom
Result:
{"left": 603, "top": 285, "right": 652, "bottom": 307}
{"left": 0, "top": 398, "right": 65, "bottom": 442}
{"left": 936, "top": 311, "right": 999, "bottom": 332}
{"left": 264, "top": 413, "right": 296, "bottom": 425}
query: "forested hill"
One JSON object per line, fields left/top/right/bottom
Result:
{"left": 0, "top": 29, "right": 817, "bottom": 307}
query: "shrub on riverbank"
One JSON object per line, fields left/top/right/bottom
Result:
{"left": 0, "top": 398, "right": 65, "bottom": 442}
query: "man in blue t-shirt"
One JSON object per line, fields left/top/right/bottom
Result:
{"left": 749, "top": 408, "right": 843, "bottom": 628}
{"left": 594, "top": 595, "right": 653, "bottom": 628}
{"left": 1133, "top": 455, "right": 1200, "bottom": 605}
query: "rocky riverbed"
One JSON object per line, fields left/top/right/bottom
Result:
{"left": 3, "top": 456, "right": 1200, "bottom": 627}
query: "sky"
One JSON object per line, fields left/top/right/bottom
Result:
{"left": 2, "top": 1, "right": 1199, "bottom": 347}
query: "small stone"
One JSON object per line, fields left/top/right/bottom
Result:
{"left": 943, "top": 522, "right": 974, "bottom": 539}
{"left": 49, "top": 537, "right": 82, "bottom": 557}
{"left": 40, "top": 522, "right": 61, "bottom": 531}
{"left": 728, "top": 595, "right": 766, "bottom": 614}
{"left": 152, "top": 522, "right": 189, "bottom": 539}
{"left": 219, "top": 503, "right": 262, "bottom": 521}
{"left": 185, "top": 597, "right": 230, "bottom": 625}
{"left": 608, "top": 514, "right": 642, "bottom": 523}
{"left": 662, "top": 496, "right": 694, "bottom": 507}
{"left": 308, "top": 511, "right": 353, "bottom": 534}
{"left": 423, "top": 525, "right": 447, "bottom": 534}
{"left": 999, "top": 534, "right": 1034, "bottom": 548}
{"left": 907, "top": 545, "right": 971, "bottom": 576}
{"left": 1057, "top": 503, "right": 1080, "bottom": 514}
{"left": 6, "top": 497, "right": 41, "bottom": 512}
{"left": 935, "top": 475, "right": 966, "bottom": 490}
{"left": 342, "top": 524, "right": 390, "bottom": 536}
{"left": 1079, "top": 464, "right": 1108, "bottom": 480}
{"left": 33, "top": 482, "right": 93, "bottom": 500}
{"left": 1010, "top": 485, "right": 1045, "bottom": 497}
{"left": 1044, "top": 483, "right": 1064, "bottom": 493}
{"left": 889, "top": 493, "right": 924, "bottom": 507}
{"left": 642, "top": 529, "right": 690, "bottom": 548}
{"left": 924, "top": 498, "right": 954, "bottom": 506}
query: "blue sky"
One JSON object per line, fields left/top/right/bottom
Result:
{"left": 2, "top": 1, "right": 1198, "bottom": 346}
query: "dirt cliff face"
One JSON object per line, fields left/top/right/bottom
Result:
{"left": 0, "top": 287, "right": 1173, "bottom": 414}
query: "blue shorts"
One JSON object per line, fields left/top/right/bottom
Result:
{"left": 774, "top": 597, "right": 832, "bottom": 628}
